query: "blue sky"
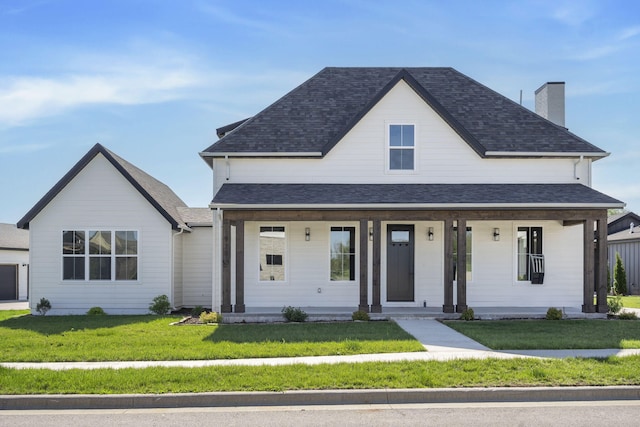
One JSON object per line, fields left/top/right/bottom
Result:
{"left": 1, "top": 0, "right": 639, "bottom": 223}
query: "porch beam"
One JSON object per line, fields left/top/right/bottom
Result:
{"left": 221, "top": 218, "right": 232, "bottom": 313}
{"left": 371, "top": 219, "right": 382, "bottom": 313}
{"left": 456, "top": 219, "right": 468, "bottom": 313}
{"left": 234, "top": 220, "right": 245, "bottom": 313}
{"left": 582, "top": 219, "right": 596, "bottom": 313}
{"left": 596, "top": 214, "right": 609, "bottom": 313}
{"left": 443, "top": 218, "right": 454, "bottom": 313}
{"left": 359, "top": 219, "right": 369, "bottom": 312}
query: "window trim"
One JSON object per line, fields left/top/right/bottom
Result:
{"left": 386, "top": 123, "right": 417, "bottom": 173}
{"left": 258, "top": 224, "right": 288, "bottom": 283}
{"left": 329, "top": 225, "right": 357, "bottom": 282}
{"left": 61, "top": 229, "right": 139, "bottom": 283}
{"left": 515, "top": 225, "right": 543, "bottom": 283}
{"left": 453, "top": 226, "right": 473, "bottom": 283}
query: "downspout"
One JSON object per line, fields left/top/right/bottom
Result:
{"left": 573, "top": 155, "right": 584, "bottom": 182}
{"left": 214, "top": 208, "right": 223, "bottom": 312}
{"left": 225, "top": 155, "right": 230, "bottom": 181}
{"left": 171, "top": 225, "right": 187, "bottom": 311}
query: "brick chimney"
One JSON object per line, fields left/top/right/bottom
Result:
{"left": 535, "top": 82, "right": 565, "bottom": 127}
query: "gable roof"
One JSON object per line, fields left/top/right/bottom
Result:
{"left": 200, "top": 67, "right": 607, "bottom": 162}
{"left": 18, "top": 144, "right": 189, "bottom": 230}
{"left": 608, "top": 224, "right": 640, "bottom": 242}
{"left": 0, "top": 223, "right": 28, "bottom": 251}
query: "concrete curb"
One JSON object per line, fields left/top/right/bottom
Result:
{"left": 2, "top": 386, "right": 640, "bottom": 410}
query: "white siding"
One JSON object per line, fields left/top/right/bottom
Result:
{"left": 0, "top": 249, "right": 29, "bottom": 300}
{"left": 28, "top": 154, "right": 174, "bottom": 315}
{"left": 173, "top": 232, "right": 183, "bottom": 308}
{"left": 213, "top": 80, "right": 584, "bottom": 192}
{"left": 181, "top": 226, "right": 214, "bottom": 307}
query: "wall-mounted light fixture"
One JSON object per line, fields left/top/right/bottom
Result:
{"left": 428, "top": 227, "right": 434, "bottom": 241}
{"left": 305, "top": 227, "right": 311, "bottom": 241}
{"left": 369, "top": 227, "right": 374, "bottom": 241}
{"left": 493, "top": 228, "right": 500, "bottom": 241}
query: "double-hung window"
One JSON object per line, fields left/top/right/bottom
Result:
{"left": 452, "top": 227, "right": 472, "bottom": 282}
{"left": 330, "top": 226, "right": 356, "bottom": 281}
{"left": 63, "top": 230, "right": 138, "bottom": 281}
{"left": 389, "top": 124, "right": 415, "bottom": 170}
{"left": 517, "top": 227, "right": 543, "bottom": 281}
{"left": 259, "top": 226, "right": 286, "bottom": 281}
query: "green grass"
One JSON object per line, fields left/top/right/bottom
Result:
{"left": 620, "top": 296, "right": 640, "bottom": 308}
{"left": 444, "top": 319, "right": 640, "bottom": 350}
{"left": 0, "top": 309, "right": 29, "bottom": 321}
{"left": 0, "top": 315, "right": 423, "bottom": 362}
{"left": 2, "top": 356, "right": 640, "bottom": 394}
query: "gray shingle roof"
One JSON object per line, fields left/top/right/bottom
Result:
{"left": 0, "top": 223, "right": 28, "bottom": 250}
{"left": 177, "top": 207, "right": 213, "bottom": 226}
{"left": 212, "top": 183, "right": 623, "bottom": 207}
{"left": 608, "top": 225, "right": 640, "bottom": 242}
{"left": 201, "top": 67, "right": 606, "bottom": 158}
{"left": 18, "top": 144, "right": 189, "bottom": 230}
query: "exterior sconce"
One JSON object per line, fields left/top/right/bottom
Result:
{"left": 369, "top": 227, "right": 374, "bottom": 241}
{"left": 493, "top": 228, "right": 500, "bottom": 241}
{"left": 428, "top": 227, "right": 434, "bottom": 241}
{"left": 305, "top": 227, "right": 310, "bottom": 241}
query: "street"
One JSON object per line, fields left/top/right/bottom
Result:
{"left": 2, "top": 400, "right": 639, "bottom": 426}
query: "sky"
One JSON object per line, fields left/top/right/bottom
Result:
{"left": 1, "top": 0, "right": 639, "bottom": 224}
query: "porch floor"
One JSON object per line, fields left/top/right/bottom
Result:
{"left": 222, "top": 306, "right": 606, "bottom": 323}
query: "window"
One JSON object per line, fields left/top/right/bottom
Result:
{"left": 62, "top": 230, "right": 138, "bottom": 281}
{"left": 330, "top": 226, "right": 356, "bottom": 281}
{"left": 517, "top": 227, "right": 543, "bottom": 281}
{"left": 453, "top": 227, "right": 472, "bottom": 281}
{"left": 259, "top": 226, "right": 286, "bottom": 281}
{"left": 389, "top": 124, "right": 415, "bottom": 170}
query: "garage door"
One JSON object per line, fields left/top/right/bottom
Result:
{"left": 0, "top": 265, "right": 18, "bottom": 300}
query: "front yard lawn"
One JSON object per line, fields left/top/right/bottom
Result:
{"left": 444, "top": 319, "right": 640, "bottom": 349}
{"left": 620, "top": 296, "right": 640, "bottom": 309}
{"left": 0, "top": 315, "right": 423, "bottom": 362}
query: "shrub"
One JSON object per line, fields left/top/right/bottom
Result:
{"left": 459, "top": 308, "right": 474, "bottom": 321}
{"left": 36, "top": 298, "right": 51, "bottom": 316}
{"left": 191, "top": 305, "right": 206, "bottom": 317}
{"left": 149, "top": 294, "right": 171, "bottom": 315}
{"left": 614, "top": 253, "right": 628, "bottom": 295}
{"left": 608, "top": 295, "right": 623, "bottom": 315}
{"left": 545, "top": 307, "right": 563, "bottom": 320}
{"left": 87, "top": 306, "right": 106, "bottom": 315}
{"left": 282, "top": 306, "right": 308, "bottom": 322}
{"left": 618, "top": 311, "right": 638, "bottom": 320}
{"left": 352, "top": 310, "right": 370, "bottom": 321}
{"left": 199, "top": 311, "right": 222, "bottom": 324}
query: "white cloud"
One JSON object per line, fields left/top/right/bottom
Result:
{"left": 0, "top": 142, "right": 50, "bottom": 154}
{"left": 618, "top": 26, "right": 640, "bottom": 41}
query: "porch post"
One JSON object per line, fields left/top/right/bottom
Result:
{"left": 221, "top": 218, "right": 232, "bottom": 313}
{"left": 371, "top": 219, "right": 382, "bottom": 313}
{"left": 582, "top": 218, "right": 596, "bottom": 313}
{"left": 455, "top": 219, "right": 468, "bottom": 313}
{"left": 443, "top": 218, "right": 454, "bottom": 313}
{"left": 234, "top": 220, "right": 245, "bottom": 313}
{"left": 359, "top": 219, "right": 370, "bottom": 312}
{"left": 596, "top": 215, "right": 609, "bottom": 313}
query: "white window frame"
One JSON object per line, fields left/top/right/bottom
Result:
{"left": 328, "top": 225, "right": 358, "bottom": 283}
{"left": 258, "top": 224, "right": 288, "bottom": 283}
{"left": 514, "top": 225, "right": 543, "bottom": 284}
{"left": 386, "top": 123, "right": 417, "bottom": 173}
{"left": 61, "top": 229, "right": 139, "bottom": 283}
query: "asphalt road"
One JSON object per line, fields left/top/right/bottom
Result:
{"left": 2, "top": 400, "right": 640, "bottom": 427}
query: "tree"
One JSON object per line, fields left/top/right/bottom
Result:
{"left": 614, "top": 252, "right": 627, "bottom": 295}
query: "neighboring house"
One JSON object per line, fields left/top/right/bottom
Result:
{"left": 608, "top": 212, "right": 640, "bottom": 295}
{"left": 0, "top": 223, "right": 29, "bottom": 300}
{"left": 19, "top": 67, "right": 624, "bottom": 315}
{"left": 17, "top": 145, "right": 212, "bottom": 314}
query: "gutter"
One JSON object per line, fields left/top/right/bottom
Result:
{"left": 209, "top": 202, "right": 625, "bottom": 210}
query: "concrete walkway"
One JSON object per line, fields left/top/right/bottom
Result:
{"left": 2, "top": 318, "right": 640, "bottom": 371}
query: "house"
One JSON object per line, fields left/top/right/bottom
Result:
{"left": 0, "top": 223, "right": 29, "bottom": 301}
{"left": 608, "top": 212, "right": 640, "bottom": 295}
{"left": 19, "top": 67, "right": 624, "bottom": 315}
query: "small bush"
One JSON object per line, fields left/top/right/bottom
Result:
{"left": 87, "top": 306, "right": 106, "bottom": 315}
{"left": 191, "top": 305, "right": 206, "bottom": 317}
{"left": 459, "top": 308, "right": 474, "bottom": 321}
{"left": 199, "top": 311, "right": 222, "bottom": 324}
{"left": 545, "top": 307, "right": 563, "bottom": 320}
{"left": 618, "top": 311, "right": 638, "bottom": 320}
{"left": 282, "top": 306, "right": 308, "bottom": 322}
{"left": 608, "top": 295, "right": 623, "bottom": 315}
{"left": 352, "top": 310, "right": 370, "bottom": 321}
{"left": 149, "top": 294, "right": 171, "bottom": 315}
{"left": 36, "top": 298, "right": 51, "bottom": 316}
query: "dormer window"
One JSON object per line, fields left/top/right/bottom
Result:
{"left": 388, "top": 124, "right": 415, "bottom": 170}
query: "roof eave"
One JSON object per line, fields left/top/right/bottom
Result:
{"left": 210, "top": 202, "right": 625, "bottom": 210}
{"left": 484, "top": 151, "right": 610, "bottom": 159}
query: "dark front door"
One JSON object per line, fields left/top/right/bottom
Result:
{"left": 387, "top": 225, "right": 414, "bottom": 302}
{"left": 0, "top": 265, "right": 18, "bottom": 300}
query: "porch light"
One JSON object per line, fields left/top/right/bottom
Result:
{"left": 369, "top": 227, "right": 373, "bottom": 241}
{"left": 305, "top": 227, "right": 311, "bottom": 241}
{"left": 428, "top": 227, "right": 434, "bottom": 241}
{"left": 493, "top": 228, "right": 500, "bottom": 241}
